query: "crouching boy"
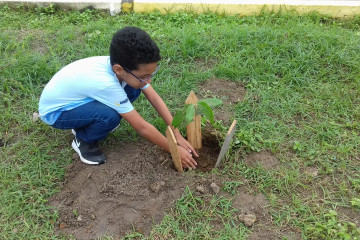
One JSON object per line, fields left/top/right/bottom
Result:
{"left": 39, "top": 26, "right": 198, "bottom": 169}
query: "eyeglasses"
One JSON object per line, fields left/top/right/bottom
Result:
{"left": 123, "top": 65, "right": 160, "bottom": 84}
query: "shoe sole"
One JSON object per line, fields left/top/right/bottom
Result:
{"left": 72, "top": 140, "right": 104, "bottom": 165}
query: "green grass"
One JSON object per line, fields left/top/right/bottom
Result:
{"left": 1, "top": 5, "right": 360, "bottom": 239}
{"left": 149, "top": 187, "right": 249, "bottom": 239}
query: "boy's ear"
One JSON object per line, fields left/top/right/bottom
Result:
{"left": 112, "top": 64, "right": 124, "bottom": 75}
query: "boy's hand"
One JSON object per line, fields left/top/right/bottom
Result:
{"left": 178, "top": 145, "right": 197, "bottom": 169}
{"left": 174, "top": 130, "right": 199, "bottom": 158}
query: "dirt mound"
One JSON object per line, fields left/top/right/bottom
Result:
{"left": 199, "top": 79, "right": 246, "bottom": 125}
{"left": 243, "top": 150, "right": 280, "bottom": 170}
{"left": 50, "top": 140, "right": 184, "bottom": 239}
{"left": 49, "top": 134, "right": 223, "bottom": 239}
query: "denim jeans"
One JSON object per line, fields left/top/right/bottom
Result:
{"left": 52, "top": 84, "right": 141, "bottom": 143}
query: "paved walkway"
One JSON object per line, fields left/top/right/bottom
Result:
{"left": 1, "top": 0, "right": 360, "bottom": 17}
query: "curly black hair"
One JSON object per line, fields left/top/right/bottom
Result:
{"left": 109, "top": 26, "right": 161, "bottom": 70}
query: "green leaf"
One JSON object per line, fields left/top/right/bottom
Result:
{"left": 197, "top": 101, "right": 214, "bottom": 123}
{"left": 172, "top": 104, "right": 194, "bottom": 127}
{"left": 172, "top": 110, "right": 186, "bottom": 128}
{"left": 198, "top": 98, "right": 222, "bottom": 108}
{"left": 185, "top": 104, "right": 195, "bottom": 124}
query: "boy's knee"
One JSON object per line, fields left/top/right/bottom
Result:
{"left": 91, "top": 102, "right": 120, "bottom": 128}
{"left": 102, "top": 108, "right": 120, "bottom": 127}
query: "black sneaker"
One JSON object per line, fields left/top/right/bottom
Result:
{"left": 72, "top": 136, "right": 106, "bottom": 165}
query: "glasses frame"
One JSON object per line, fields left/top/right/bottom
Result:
{"left": 123, "top": 65, "right": 160, "bottom": 84}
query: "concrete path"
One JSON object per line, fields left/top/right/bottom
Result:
{"left": 1, "top": 0, "right": 360, "bottom": 17}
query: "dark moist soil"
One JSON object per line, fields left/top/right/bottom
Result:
{"left": 194, "top": 131, "right": 221, "bottom": 172}
{"left": 49, "top": 79, "right": 301, "bottom": 239}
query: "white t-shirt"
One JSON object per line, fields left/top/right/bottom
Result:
{"left": 38, "top": 56, "right": 148, "bottom": 125}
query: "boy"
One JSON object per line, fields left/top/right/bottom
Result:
{"left": 39, "top": 26, "right": 198, "bottom": 169}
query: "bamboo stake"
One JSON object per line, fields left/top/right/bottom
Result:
{"left": 166, "top": 126, "right": 183, "bottom": 173}
{"left": 215, "top": 120, "right": 237, "bottom": 168}
{"left": 185, "top": 91, "right": 202, "bottom": 149}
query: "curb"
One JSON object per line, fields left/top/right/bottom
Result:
{"left": 134, "top": 0, "right": 360, "bottom": 18}
{"left": 1, "top": 0, "right": 360, "bottom": 17}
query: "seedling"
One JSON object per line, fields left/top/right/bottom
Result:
{"left": 172, "top": 91, "right": 222, "bottom": 149}
{"left": 167, "top": 91, "right": 237, "bottom": 172}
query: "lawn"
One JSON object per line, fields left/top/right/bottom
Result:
{"left": 1, "top": 5, "right": 360, "bottom": 239}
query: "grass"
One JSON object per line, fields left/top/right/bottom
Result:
{"left": 149, "top": 187, "right": 249, "bottom": 239}
{"left": 1, "top": 4, "right": 360, "bottom": 239}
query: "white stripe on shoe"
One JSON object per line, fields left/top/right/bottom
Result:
{"left": 71, "top": 140, "right": 100, "bottom": 165}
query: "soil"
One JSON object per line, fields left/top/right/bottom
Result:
{"left": 337, "top": 206, "right": 360, "bottom": 227}
{"left": 199, "top": 79, "right": 246, "bottom": 125}
{"left": 49, "top": 134, "right": 224, "bottom": 239}
{"left": 243, "top": 150, "right": 280, "bottom": 170}
{"left": 194, "top": 131, "right": 221, "bottom": 172}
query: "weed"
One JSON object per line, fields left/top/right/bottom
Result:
{"left": 233, "top": 128, "right": 263, "bottom": 152}
{"left": 306, "top": 210, "right": 360, "bottom": 239}
{"left": 350, "top": 198, "right": 360, "bottom": 209}
{"left": 72, "top": 209, "right": 78, "bottom": 217}
{"left": 35, "top": 4, "right": 57, "bottom": 15}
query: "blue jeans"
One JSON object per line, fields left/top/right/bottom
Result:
{"left": 52, "top": 85, "right": 141, "bottom": 144}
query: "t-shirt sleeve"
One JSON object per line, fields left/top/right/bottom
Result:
{"left": 91, "top": 82, "right": 134, "bottom": 114}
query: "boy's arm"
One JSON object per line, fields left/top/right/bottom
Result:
{"left": 120, "top": 109, "right": 197, "bottom": 169}
{"left": 141, "top": 85, "right": 199, "bottom": 157}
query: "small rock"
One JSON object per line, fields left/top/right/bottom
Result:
{"left": 196, "top": 185, "right": 205, "bottom": 193}
{"left": 77, "top": 215, "right": 83, "bottom": 221}
{"left": 305, "top": 167, "right": 318, "bottom": 177}
{"left": 90, "top": 214, "right": 96, "bottom": 220}
{"left": 32, "top": 112, "right": 40, "bottom": 122}
{"left": 87, "top": 173, "right": 92, "bottom": 179}
{"left": 12, "top": 228, "right": 18, "bottom": 233}
{"left": 210, "top": 183, "right": 220, "bottom": 194}
{"left": 150, "top": 181, "right": 165, "bottom": 193}
{"left": 239, "top": 213, "right": 256, "bottom": 227}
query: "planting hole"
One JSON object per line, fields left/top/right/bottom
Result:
{"left": 194, "top": 132, "right": 221, "bottom": 172}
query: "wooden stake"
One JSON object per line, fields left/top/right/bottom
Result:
{"left": 166, "top": 126, "right": 183, "bottom": 173}
{"left": 185, "top": 91, "right": 202, "bottom": 149}
{"left": 215, "top": 120, "right": 237, "bottom": 168}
